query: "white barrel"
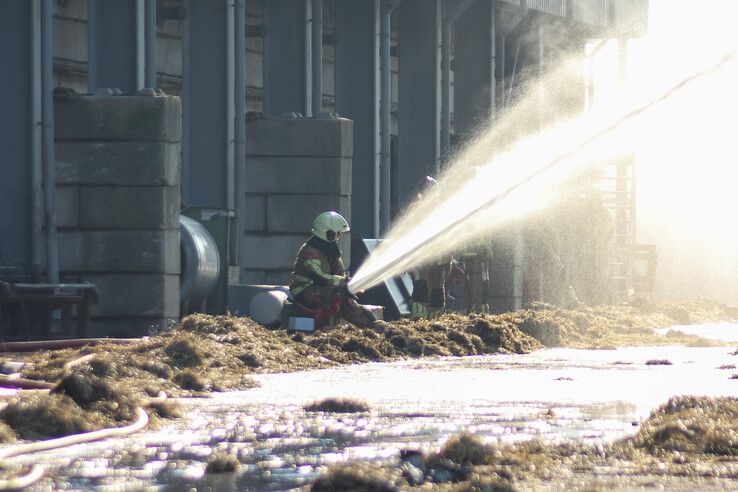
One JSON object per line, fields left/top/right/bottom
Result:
{"left": 249, "top": 290, "right": 289, "bottom": 326}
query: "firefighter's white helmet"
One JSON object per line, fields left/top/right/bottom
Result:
{"left": 312, "top": 211, "right": 350, "bottom": 242}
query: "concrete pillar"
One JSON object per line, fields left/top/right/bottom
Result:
{"left": 0, "top": 1, "right": 34, "bottom": 271}
{"left": 243, "top": 115, "right": 353, "bottom": 285}
{"left": 55, "top": 94, "right": 182, "bottom": 336}
{"left": 397, "top": 0, "right": 441, "bottom": 207}
{"left": 454, "top": 0, "right": 496, "bottom": 139}
{"left": 334, "top": 0, "right": 380, "bottom": 238}
{"left": 263, "top": 0, "right": 309, "bottom": 116}
{"left": 88, "top": 0, "right": 150, "bottom": 92}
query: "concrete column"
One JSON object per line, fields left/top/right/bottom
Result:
{"left": 55, "top": 94, "right": 182, "bottom": 336}
{"left": 334, "top": 0, "right": 380, "bottom": 238}
{"left": 0, "top": 1, "right": 34, "bottom": 271}
{"left": 454, "top": 0, "right": 496, "bottom": 139}
{"left": 88, "top": 0, "right": 146, "bottom": 92}
{"left": 263, "top": 0, "right": 308, "bottom": 116}
{"left": 397, "top": 0, "right": 441, "bottom": 207}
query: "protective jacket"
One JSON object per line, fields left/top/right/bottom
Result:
{"left": 290, "top": 236, "right": 346, "bottom": 298}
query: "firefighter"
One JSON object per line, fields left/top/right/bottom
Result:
{"left": 289, "top": 211, "right": 377, "bottom": 327}
{"left": 460, "top": 239, "right": 492, "bottom": 314}
{"left": 408, "top": 176, "right": 452, "bottom": 318}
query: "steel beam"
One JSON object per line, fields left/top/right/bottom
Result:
{"left": 335, "top": 0, "right": 381, "bottom": 238}
{"left": 0, "top": 1, "right": 34, "bottom": 272}
{"left": 397, "top": 0, "right": 442, "bottom": 206}
{"left": 264, "top": 0, "right": 308, "bottom": 116}
{"left": 454, "top": 0, "right": 496, "bottom": 139}
{"left": 311, "top": 0, "right": 323, "bottom": 117}
{"left": 182, "top": 0, "right": 235, "bottom": 209}
{"left": 379, "top": 3, "right": 392, "bottom": 233}
{"left": 88, "top": 0, "right": 148, "bottom": 92}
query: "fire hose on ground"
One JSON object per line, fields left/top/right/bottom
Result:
{"left": 0, "top": 407, "right": 149, "bottom": 490}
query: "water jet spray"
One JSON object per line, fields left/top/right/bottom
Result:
{"left": 349, "top": 50, "right": 738, "bottom": 296}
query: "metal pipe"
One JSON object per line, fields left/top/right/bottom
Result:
{"left": 135, "top": 0, "right": 145, "bottom": 90}
{"left": 440, "top": 23, "right": 451, "bottom": 161}
{"left": 87, "top": 0, "right": 98, "bottom": 91}
{"left": 379, "top": 2, "right": 392, "bottom": 233}
{"left": 440, "top": 0, "right": 476, "bottom": 164}
{"left": 0, "top": 338, "right": 140, "bottom": 353}
{"left": 432, "top": 0, "right": 441, "bottom": 176}
{"left": 378, "top": 0, "right": 403, "bottom": 234}
{"left": 41, "top": 0, "right": 58, "bottom": 284}
{"left": 181, "top": 0, "right": 191, "bottom": 205}
{"left": 31, "top": 0, "right": 43, "bottom": 273}
{"left": 304, "top": 0, "right": 312, "bottom": 116}
{"left": 489, "top": 5, "right": 496, "bottom": 119}
{"left": 311, "top": 0, "right": 323, "bottom": 116}
{"left": 226, "top": 0, "right": 236, "bottom": 210}
{"left": 144, "top": 0, "right": 157, "bottom": 88}
{"left": 234, "top": 0, "right": 246, "bottom": 281}
{"left": 372, "top": 0, "right": 381, "bottom": 237}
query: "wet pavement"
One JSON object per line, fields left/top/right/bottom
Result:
{"left": 7, "top": 324, "right": 738, "bottom": 490}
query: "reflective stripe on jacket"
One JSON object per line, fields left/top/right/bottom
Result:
{"left": 290, "top": 236, "right": 346, "bottom": 297}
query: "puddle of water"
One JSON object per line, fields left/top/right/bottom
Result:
{"left": 654, "top": 322, "right": 738, "bottom": 342}
{"left": 13, "top": 337, "right": 738, "bottom": 490}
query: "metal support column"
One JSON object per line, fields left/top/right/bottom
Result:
{"left": 264, "top": 0, "right": 309, "bottom": 116}
{"left": 144, "top": 0, "right": 158, "bottom": 88}
{"left": 379, "top": 3, "right": 392, "bottom": 233}
{"left": 0, "top": 1, "right": 35, "bottom": 273}
{"left": 335, "top": 0, "right": 380, "bottom": 237}
{"left": 88, "top": 0, "right": 149, "bottom": 92}
{"left": 453, "top": 0, "right": 496, "bottom": 140}
{"left": 41, "top": 0, "right": 58, "bottom": 284}
{"left": 397, "top": 0, "right": 442, "bottom": 206}
{"left": 311, "top": 0, "right": 323, "bottom": 117}
{"left": 441, "top": 0, "right": 479, "bottom": 161}
{"left": 234, "top": 0, "right": 246, "bottom": 282}
{"left": 182, "top": 0, "right": 235, "bottom": 209}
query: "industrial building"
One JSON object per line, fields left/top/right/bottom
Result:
{"left": 0, "top": 0, "right": 647, "bottom": 338}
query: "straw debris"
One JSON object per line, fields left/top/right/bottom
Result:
{"left": 310, "top": 462, "right": 401, "bottom": 492}
{"left": 205, "top": 452, "right": 240, "bottom": 474}
{"left": 304, "top": 398, "right": 370, "bottom": 413}
{"left": 5, "top": 300, "right": 735, "bottom": 445}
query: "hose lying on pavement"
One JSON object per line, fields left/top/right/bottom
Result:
{"left": 0, "top": 374, "right": 55, "bottom": 391}
{"left": 0, "top": 338, "right": 142, "bottom": 353}
{"left": 0, "top": 407, "right": 149, "bottom": 489}
{"left": 0, "top": 464, "right": 44, "bottom": 491}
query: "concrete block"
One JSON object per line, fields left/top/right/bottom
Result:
{"left": 244, "top": 156, "right": 351, "bottom": 195}
{"left": 244, "top": 195, "right": 266, "bottom": 232}
{"left": 241, "top": 270, "right": 267, "bottom": 285}
{"left": 56, "top": 141, "right": 180, "bottom": 186}
{"left": 59, "top": 230, "right": 179, "bottom": 273}
{"left": 241, "top": 234, "right": 306, "bottom": 270}
{"left": 266, "top": 194, "right": 351, "bottom": 234}
{"left": 241, "top": 236, "right": 350, "bottom": 277}
{"left": 245, "top": 116, "right": 353, "bottom": 157}
{"left": 264, "top": 270, "right": 293, "bottom": 286}
{"left": 55, "top": 186, "right": 79, "bottom": 228}
{"left": 54, "top": 94, "right": 182, "bottom": 142}
{"left": 85, "top": 274, "right": 179, "bottom": 317}
{"left": 79, "top": 186, "right": 179, "bottom": 230}
{"left": 87, "top": 317, "right": 177, "bottom": 338}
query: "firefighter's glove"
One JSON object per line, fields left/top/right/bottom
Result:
{"left": 410, "top": 301, "right": 429, "bottom": 319}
